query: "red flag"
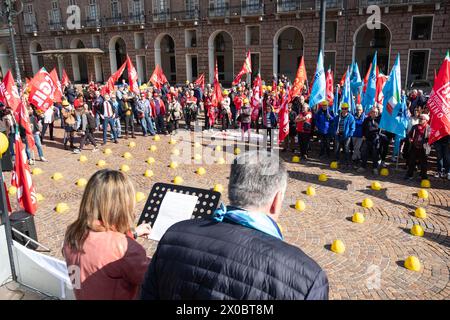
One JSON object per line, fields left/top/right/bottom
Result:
{"left": 251, "top": 73, "right": 262, "bottom": 122}
{"left": 232, "top": 51, "right": 252, "bottom": 86}
{"left": 278, "top": 92, "right": 290, "bottom": 144}
{"left": 0, "top": 71, "right": 22, "bottom": 112}
{"left": 272, "top": 78, "right": 277, "bottom": 94}
{"left": 49, "top": 68, "right": 63, "bottom": 103}
{"left": 126, "top": 55, "right": 140, "bottom": 95}
{"left": 212, "top": 61, "right": 223, "bottom": 107}
{"left": 375, "top": 73, "right": 388, "bottom": 105}
{"left": 326, "top": 68, "right": 334, "bottom": 105}
{"left": 427, "top": 52, "right": 450, "bottom": 145}
{"left": 194, "top": 73, "right": 205, "bottom": 91}
{"left": 150, "top": 65, "right": 168, "bottom": 89}
{"left": 28, "top": 68, "right": 60, "bottom": 112}
{"left": 289, "top": 56, "right": 307, "bottom": 102}
{"left": 363, "top": 64, "right": 380, "bottom": 93}
{"left": 11, "top": 136, "right": 37, "bottom": 215}
{"left": 15, "top": 96, "right": 35, "bottom": 148}
{"left": 61, "top": 69, "right": 70, "bottom": 88}
{"left": 339, "top": 71, "right": 347, "bottom": 87}
{"left": 103, "top": 60, "right": 127, "bottom": 95}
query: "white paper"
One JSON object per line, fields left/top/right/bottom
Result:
{"left": 150, "top": 191, "right": 198, "bottom": 241}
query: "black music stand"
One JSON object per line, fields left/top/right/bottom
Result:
{"left": 138, "top": 183, "right": 222, "bottom": 227}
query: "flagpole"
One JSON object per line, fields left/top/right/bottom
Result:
{"left": 318, "top": 0, "right": 326, "bottom": 54}
{"left": 0, "top": 156, "right": 17, "bottom": 282}
{"left": 4, "top": 0, "right": 24, "bottom": 90}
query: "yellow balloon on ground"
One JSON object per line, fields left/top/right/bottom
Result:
{"left": 8, "top": 186, "right": 17, "bottom": 196}
{"left": 169, "top": 161, "right": 178, "bottom": 169}
{"left": 103, "top": 148, "right": 112, "bottom": 155}
{"left": 120, "top": 164, "right": 130, "bottom": 172}
{"left": 32, "top": 168, "right": 43, "bottom": 175}
{"left": 149, "top": 145, "right": 157, "bottom": 152}
{"left": 153, "top": 135, "right": 160, "bottom": 141}
{"left": 0, "top": 132, "right": 9, "bottom": 155}
{"left": 97, "top": 160, "right": 106, "bottom": 167}
{"left": 123, "top": 152, "right": 132, "bottom": 159}
{"left": 213, "top": 184, "right": 224, "bottom": 193}
{"left": 411, "top": 224, "right": 424, "bottom": 237}
{"left": 318, "top": 174, "right": 328, "bottom": 182}
{"left": 380, "top": 168, "right": 389, "bottom": 176}
{"left": 292, "top": 156, "right": 300, "bottom": 163}
{"left": 171, "top": 149, "right": 180, "bottom": 156}
{"left": 173, "top": 176, "right": 184, "bottom": 185}
{"left": 417, "top": 189, "right": 428, "bottom": 199}
{"left": 371, "top": 181, "right": 382, "bottom": 191}
{"left": 420, "top": 179, "right": 431, "bottom": 188}
{"left": 331, "top": 240, "right": 346, "bottom": 254}
{"left": 135, "top": 192, "right": 145, "bottom": 202}
{"left": 216, "top": 157, "right": 226, "bottom": 165}
{"left": 55, "top": 203, "right": 69, "bottom": 213}
{"left": 295, "top": 200, "right": 306, "bottom": 212}
{"left": 352, "top": 212, "right": 365, "bottom": 223}
{"left": 414, "top": 207, "right": 427, "bottom": 219}
{"left": 404, "top": 256, "right": 421, "bottom": 272}
{"left": 330, "top": 161, "right": 338, "bottom": 169}
{"left": 146, "top": 157, "right": 155, "bottom": 164}
{"left": 128, "top": 141, "right": 136, "bottom": 148}
{"left": 36, "top": 193, "right": 44, "bottom": 202}
{"left": 197, "top": 167, "right": 206, "bottom": 175}
{"left": 362, "top": 198, "right": 373, "bottom": 208}
{"left": 193, "top": 153, "right": 202, "bottom": 160}
{"left": 169, "top": 138, "right": 177, "bottom": 145}
{"left": 79, "top": 155, "right": 88, "bottom": 162}
{"left": 52, "top": 172, "right": 63, "bottom": 181}
{"left": 306, "top": 186, "right": 316, "bottom": 196}
{"left": 215, "top": 145, "right": 222, "bottom": 152}
{"left": 144, "top": 169, "right": 154, "bottom": 178}
{"left": 76, "top": 178, "right": 87, "bottom": 187}
{"left": 234, "top": 147, "right": 241, "bottom": 155}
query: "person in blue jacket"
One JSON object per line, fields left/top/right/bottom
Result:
{"left": 351, "top": 104, "right": 366, "bottom": 168}
{"left": 333, "top": 103, "right": 355, "bottom": 168}
{"left": 314, "top": 101, "right": 335, "bottom": 158}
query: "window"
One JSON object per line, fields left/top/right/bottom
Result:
{"left": 154, "top": 0, "right": 169, "bottom": 12}
{"left": 407, "top": 50, "right": 430, "bottom": 85}
{"left": 55, "top": 38, "right": 63, "bottom": 49}
{"left": 170, "top": 56, "right": 176, "bottom": 82}
{"left": 92, "top": 35, "right": 100, "bottom": 48}
{"left": 246, "top": 26, "right": 260, "bottom": 46}
{"left": 135, "top": 32, "right": 145, "bottom": 49}
{"left": 411, "top": 16, "right": 433, "bottom": 41}
{"left": 111, "top": 0, "right": 122, "bottom": 18}
{"left": 191, "top": 56, "right": 198, "bottom": 78}
{"left": 217, "top": 55, "right": 225, "bottom": 81}
{"left": 185, "top": 29, "right": 197, "bottom": 48}
{"left": 251, "top": 53, "right": 260, "bottom": 78}
{"left": 68, "top": 0, "right": 77, "bottom": 5}
{"left": 324, "top": 51, "right": 336, "bottom": 72}
{"left": 26, "top": 3, "right": 33, "bottom": 14}
{"left": 52, "top": 1, "right": 59, "bottom": 10}
{"left": 325, "top": 21, "right": 337, "bottom": 43}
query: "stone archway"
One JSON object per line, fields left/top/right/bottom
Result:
{"left": 273, "top": 26, "right": 304, "bottom": 81}
{"left": 155, "top": 34, "right": 177, "bottom": 83}
{"left": 208, "top": 30, "right": 234, "bottom": 86}
{"left": 70, "top": 39, "right": 89, "bottom": 83}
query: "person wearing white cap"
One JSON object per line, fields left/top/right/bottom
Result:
{"left": 404, "top": 113, "right": 430, "bottom": 180}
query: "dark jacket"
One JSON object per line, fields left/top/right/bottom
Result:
{"left": 362, "top": 116, "right": 381, "bottom": 141}
{"left": 140, "top": 218, "right": 329, "bottom": 300}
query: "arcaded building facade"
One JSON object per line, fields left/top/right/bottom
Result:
{"left": 0, "top": 0, "right": 448, "bottom": 88}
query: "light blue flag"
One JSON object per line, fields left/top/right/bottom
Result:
{"left": 340, "top": 66, "right": 355, "bottom": 113}
{"left": 350, "top": 62, "right": 363, "bottom": 98}
{"left": 362, "top": 52, "right": 377, "bottom": 113}
{"left": 332, "top": 84, "right": 339, "bottom": 116}
{"left": 309, "top": 51, "right": 326, "bottom": 107}
{"left": 379, "top": 54, "right": 408, "bottom": 138}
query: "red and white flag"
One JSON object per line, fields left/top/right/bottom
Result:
{"left": 126, "top": 55, "right": 140, "bottom": 95}
{"left": 11, "top": 135, "right": 37, "bottom": 215}
{"left": 61, "top": 69, "right": 70, "bottom": 88}
{"left": 212, "top": 61, "right": 223, "bottom": 107}
{"left": 375, "top": 72, "right": 388, "bottom": 105}
{"left": 326, "top": 68, "right": 334, "bottom": 106}
{"left": 194, "top": 73, "right": 205, "bottom": 91}
{"left": 232, "top": 51, "right": 252, "bottom": 86}
{"left": 278, "top": 91, "right": 290, "bottom": 144}
{"left": 251, "top": 73, "right": 262, "bottom": 122}
{"left": 0, "top": 70, "right": 22, "bottom": 112}
{"left": 101, "top": 60, "right": 127, "bottom": 95}
{"left": 289, "top": 56, "right": 307, "bottom": 102}
{"left": 427, "top": 51, "right": 450, "bottom": 145}
{"left": 49, "top": 68, "right": 63, "bottom": 103}
{"left": 28, "top": 68, "right": 60, "bottom": 112}
{"left": 150, "top": 65, "right": 168, "bottom": 89}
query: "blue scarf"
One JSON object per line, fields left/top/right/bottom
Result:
{"left": 213, "top": 203, "right": 283, "bottom": 240}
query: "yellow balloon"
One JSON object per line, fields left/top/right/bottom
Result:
{"left": 76, "top": 178, "right": 88, "bottom": 187}
{"left": 213, "top": 184, "right": 224, "bottom": 193}
{"left": 404, "top": 256, "right": 421, "bottom": 272}
{"left": 135, "top": 192, "right": 146, "bottom": 203}
{"left": 371, "top": 181, "right": 382, "bottom": 191}
{"left": 52, "top": 172, "right": 63, "bottom": 181}
{"left": 120, "top": 164, "right": 130, "bottom": 172}
{"left": 36, "top": 193, "right": 44, "bottom": 202}
{"left": 362, "top": 198, "right": 373, "bottom": 209}
{"left": 153, "top": 135, "right": 160, "bottom": 141}
{"left": 234, "top": 147, "right": 241, "bottom": 155}
{"left": 417, "top": 189, "right": 428, "bottom": 199}
{"left": 331, "top": 240, "right": 345, "bottom": 254}
{"left": 352, "top": 212, "right": 365, "bottom": 223}
{"left": 414, "top": 207, "right": 427, "bottom": 219}
{"left": 169, "top": 161, "right": 178, "bottom": 169}
{"left": 295, "top": 200, "right": 306, "bottom": 211}
{"left": 173, "top": 176, "right": 184, "bottom": 185}
{"left": 330, "top": 161, "right": 338, "bottom": 169}
{"left": 146, "top": 157, "right": 155, "bottom": 164}
{"left": 128, "top": 141, "right": 136, "bottom": 148}
{"left": 420, "top": 179, "right": 431, "bottom": 188}
{"left": 55, "top": 203, "right": 69, "bottom": 213}
{"left": 8, "top": 186, "right": 17, "bottom": 196}
{"left": 144, "top": 169, "right": 154, "bottom": 177}
{"left": 172, "top": 149, "right": 180, "bottom": 156}
{"left": 32, "top": 168, "right": 43, "bottom": 175}
{"left": 196, "top": 167, "right": 206, "bottom": 175}
{"left": 216, "top": 157, "right": 226, "bottom": 165}
{"left": 380, "top": 168, "right": 389, "bottom": 176}
{"left": 193, "top": 153, "right": 202, "bottom": 161}
{"left": 79, "top": 155, "right": 88, "bottom": 162}
{"left": 103, "top": 148, "right": 112, "bottom": 155}
{"left": 169, "top": 139, "right": 177, "bottom": 145}
{"left": 410, "top": 224, "right": 424, "bottom": 237}
{"left": 306, "top": 186, "right": 316, "bottom": 196}
{"left": 97, "top": 160, "right": 107, "bottom": 167}
{"left": 123, "top": 152, "right": 132, "bottom": 159}
{"left": 318, "top": 174, "right": 328, "bottom": 182}
{"left": 292, "top": 156, "right": 300, "bottom": 163}
{"left": 0, "top": 132, "right": 9, "bottom": 155}
{"left": 149, "top": 145, "right": 157, "bottom": 152}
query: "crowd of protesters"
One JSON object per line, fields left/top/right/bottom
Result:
{"left": 0, "top": 74, "right": 448, "bottom": 181}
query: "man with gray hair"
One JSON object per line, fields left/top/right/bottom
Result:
{"left": 140, "top": 151, "right": 329, "bottom": 300}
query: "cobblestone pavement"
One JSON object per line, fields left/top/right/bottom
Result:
{"left": 4, "top": 125, "right": 449, "bottom": 300}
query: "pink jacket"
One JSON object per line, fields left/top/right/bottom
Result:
{"left": 63, "top": 230, "right": 150, "bottom": 300}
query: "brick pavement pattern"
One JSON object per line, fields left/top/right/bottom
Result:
{"left": 4, "top": 127, "right": 449, "bottom": 300}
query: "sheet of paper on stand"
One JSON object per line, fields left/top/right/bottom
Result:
{"left": 149, "top": 191, "right": 198, "bottom": 241}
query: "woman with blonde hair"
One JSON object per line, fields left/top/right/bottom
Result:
{"left": 63, "top": 169, "right": 152, "bottom": 300}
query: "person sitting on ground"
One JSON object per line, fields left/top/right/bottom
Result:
{"left": 140, "top": 151, "right": 329, "bottom": 300}
{"left": 63, "top": 169, "right": 152, "bottom": 300}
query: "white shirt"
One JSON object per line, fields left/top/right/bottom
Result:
{"left": 44, "top": 107, "right": 54, "bottom": 124}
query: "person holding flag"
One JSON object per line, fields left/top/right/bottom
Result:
{"left": 309, "top": 51, "right": 327, "bottom": 109}
{"left": 314, "top": 101, "right": 334, "bottom": 159}
{"left": 362, "top": 52, "right": 378, "bottom": 113}
{"left": 333, "top": 103, "right": 355, "bottom": 168}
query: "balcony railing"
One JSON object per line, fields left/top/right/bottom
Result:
{"left": 153, "top": 9, "right": 171, "bottom": 22}
{"left": 85, "top": 17, "right": 101, "bottom": 27}
{"left": 208, "top": 3, "right": 230, "bottom": 18}
{"left": 359, "top": 0, "right": 439, "bottom": 6}
{"left": 242, "top": 0, "right": 264, "bottom": 16}
{"left": 170, "top": 9, "right": 200, "bottom": 21}
{"left": 104, "top": 15, "right": 124, "bottom": 26}
{"left": 315, "top": 0, "right": 343, "bottom": 10}
{"left": 276, "top": 0, "right": 315, "bottom": 13}
{"left": 48, "top": 21, "right": 64, "bottom": 31}
{"left": 24, "top": 23, "right": 38, "bottom": 33}
{"left": 48, "top": 9, "right": 63, "bottom": 31}
{"left": 128, "top": 12, "right": 146, "bottom": 24}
